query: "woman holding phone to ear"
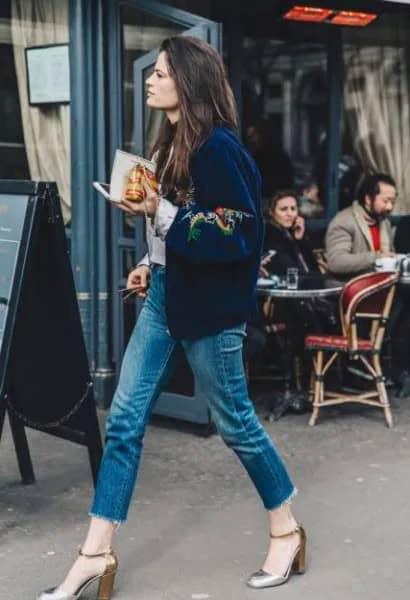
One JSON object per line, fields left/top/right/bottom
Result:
{"left": 263, "top": 190, "right": 337, "bottom": 410}
{"left": 263, "top": 190, "right": 336, "bottom": 325}
{"left": 38, "top": 37, "right": 306, "bottom": 600}
{"left": 263, "top": 190, "right": 320, "bottom": 276}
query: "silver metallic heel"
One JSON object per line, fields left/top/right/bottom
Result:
{"left": 37, "top": 547, "right": 118, "bottom": 600}
{"left": 246, "top": 525, "right": 306, "bottom": 589}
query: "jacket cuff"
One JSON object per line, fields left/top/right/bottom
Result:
{"left": 136, "top": 253, "right": 150, "bottom": 268}
{"left": 154, "top": 197, "right": 178, "bottom": 241}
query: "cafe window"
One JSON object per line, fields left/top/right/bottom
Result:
{"left": 342, "top": 11, "right": 410, "bottom": 214}
{"left": 0, "top": 2, "right": 29, "bottom": 181}
{"left": 241, "top": 32, "right": 328, "bottom": 219}
{"left": 0, "top": 0, "right": 70, "bottom": 224}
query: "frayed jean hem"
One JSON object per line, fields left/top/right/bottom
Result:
{"left": 265, "top": 487, "right": 298, "bottom": 512}
{"left": 88, "top": 511, "right": 124, "bottom": 529}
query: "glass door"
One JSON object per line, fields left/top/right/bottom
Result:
{"left": 107, "top": 0, "right": 221, "bottom": 425}
{"left": 132, "top": 23, "right": 218, "bottom": 425}
{"left": 132, "top": 22, "right": 212, "bottom": 271}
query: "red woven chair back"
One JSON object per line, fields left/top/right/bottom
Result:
{"left": 341, "top": 271, "right": 399, "bottom": 327}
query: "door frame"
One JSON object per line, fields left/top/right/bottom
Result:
{"left": 106, "top": 0, "right": 222, "bottom": 379}
{"left": 107, "top": 0, "right": 221, "bottom": 170}
{"left": 132, "top": 22, "right": 211, "bottom": 286}
{"left": 70, "top": 0, "right": 114, "bottom": 407}
{"left": 131, "top": 22, "right": 220, "bottom": 425}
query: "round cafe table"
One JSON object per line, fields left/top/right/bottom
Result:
{"left": 256, "top": 275, "right": 344, "bottom": 421}
{"left": 257, "top": 276, "right": 344, "bottom": 299}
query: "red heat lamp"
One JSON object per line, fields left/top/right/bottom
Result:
{"left": 283, "top": 6, "right": 333, "bottom": 22}
{"left": 283, "top": 5, "right": 379, "bottom": 27}
{"left": 331, "top": 11, "right": 378, "bottom": 26}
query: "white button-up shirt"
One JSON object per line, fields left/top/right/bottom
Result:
{"left": 137, "top": 197, "right": 178, "bottom": 267}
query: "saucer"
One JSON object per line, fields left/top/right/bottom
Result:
{"left": 257, "top": 277, "right": 275, "bottom": 287}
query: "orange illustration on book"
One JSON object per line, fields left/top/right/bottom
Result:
{"left": 124, "top": 164, "right": 159, "bottom": 202}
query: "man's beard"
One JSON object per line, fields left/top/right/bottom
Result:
{"left": 365, "top": 204, "right": 388, "bottom": 223}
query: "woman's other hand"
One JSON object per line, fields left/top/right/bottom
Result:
{"left": 293, "top": 216, "right": 305, "bottom": 240}
{"left": 259, "top": 252, "right": 274, "bottom": 277}
{"left": 259, "top": 264, "right": 269, "bottom": 278}
{"left": 127, "top": 265, "right": 151, "bottom": 298}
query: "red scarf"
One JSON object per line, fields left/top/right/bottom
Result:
{"left": 368, "top": 223, "right": 381, "bottom": 251}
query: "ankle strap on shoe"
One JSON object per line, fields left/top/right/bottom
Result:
{"left": 270, "top": 525, "right": 301, "bottom": 539}
{"left": 78, "top": 547, "right": 113, "bottom": 558}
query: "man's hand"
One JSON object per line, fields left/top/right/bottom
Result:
{"left": 380, "top": 251, "right": 397, "bottom": 258}
{"left": 127, "top": 265, "right": 151, "bottom": 298}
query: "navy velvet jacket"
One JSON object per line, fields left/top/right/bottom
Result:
{"left": 165, "top": 126, "right": 264, "bottom": 339}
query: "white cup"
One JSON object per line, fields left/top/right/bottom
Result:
{"left": 375, "top": 256, "right": 398, "bottom": 271}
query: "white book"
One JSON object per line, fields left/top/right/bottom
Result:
{"left": 93, "top": 149, "right": 156, "bottom": 203}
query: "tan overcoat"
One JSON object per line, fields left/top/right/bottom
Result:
{"left": 325, "top": 201, "right": 394, "bottom": 276}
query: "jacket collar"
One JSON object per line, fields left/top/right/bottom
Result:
{"left": 352, "top": 200, "right": 390, "bottom": 252}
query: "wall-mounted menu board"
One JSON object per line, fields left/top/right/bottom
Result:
{"left": 25, "top": 44, "right": 70, "bottom": 105}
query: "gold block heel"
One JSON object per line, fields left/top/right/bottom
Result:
{"left": 293, "top": 525, "right": 306, "bottom": 574}
{"left": 37, "top": 547, "right": 118, "bottom": 600}
{"left": 98, "top": 571, "right": 116, "bottom": 600}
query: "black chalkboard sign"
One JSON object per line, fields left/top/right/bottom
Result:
{"left": 0, "top": 191, "right": 32, "bottom": 397}
{"left": 0, "top": 181, "right": 102, "bottom": 485}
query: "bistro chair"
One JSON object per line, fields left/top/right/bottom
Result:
{"left": 305, "top": 271, "right": 399, "bottom": 427}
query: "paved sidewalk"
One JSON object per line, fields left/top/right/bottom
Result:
{"left": 1, "top": 395, "right": 410, "bottom": 600}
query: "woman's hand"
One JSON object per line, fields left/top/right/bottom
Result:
{"left": 259, "top": 252, "right": 274, "bottom": 277}
{"left": 293, "top": 216, "right": 305, "bottom": 240}
{"left": 114, "top": 181, "right": 159, "bottom": 218}
{"left": 127, "top": 265, "right": 151, "bottom": 298}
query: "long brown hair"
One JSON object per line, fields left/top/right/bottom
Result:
{"left": 153, "top": 36, "right": 237, "bottom": 197}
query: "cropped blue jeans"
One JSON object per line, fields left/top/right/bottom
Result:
{"left": 91, "top": 266, "right": 295, "bottom": 523}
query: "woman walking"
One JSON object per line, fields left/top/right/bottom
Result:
{"left": 38, "top": 36, "right": 305, "bottom": 600}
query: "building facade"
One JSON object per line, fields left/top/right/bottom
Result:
{"left": 1, "top": 0, "right": 409, "bottom": 407}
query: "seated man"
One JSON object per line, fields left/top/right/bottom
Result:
{"left": 326, "top": 173, "right": 405, "bottom": 385}
{"left": 325, "top": 173, "right": 396, "bottom": 278}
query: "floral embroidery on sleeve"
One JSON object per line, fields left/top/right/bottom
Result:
{"left": 185, "top": 207, "right": 249, "bottom": 241}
